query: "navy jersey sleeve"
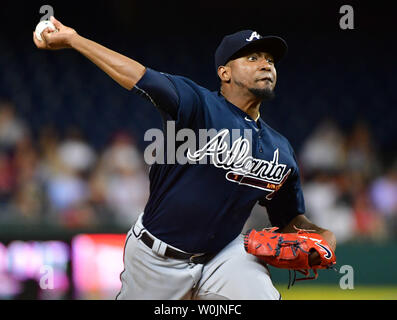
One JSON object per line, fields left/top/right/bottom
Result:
{"left": 258, "top": 152, "right": 306, "bottom": 229}
{"left": 133, "top": 68, "right": 201, "bottom": 128}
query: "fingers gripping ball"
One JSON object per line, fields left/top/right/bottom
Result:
{"left": 35, "top": 20, "right": 58, "bottom": 41}
{"left": 244, "top": 227, "right": 336, "bottom": 282}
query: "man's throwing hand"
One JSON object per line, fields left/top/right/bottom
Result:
{"left": 33, "top": 16, "right": 77, "bottom": 50}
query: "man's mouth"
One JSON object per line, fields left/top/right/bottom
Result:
{"left": 257, "top": 77, "right": 273, "bottom": 83}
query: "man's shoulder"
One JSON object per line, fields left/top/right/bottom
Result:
{"left": 161, "top": 72, "right": 213, "bottom": 96}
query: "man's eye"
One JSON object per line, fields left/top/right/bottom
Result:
{"left": 267, "top": 59, "right": 274, "bottom": 64}
{"left": 248, "top": 56, "right": 257, "bottom": 61}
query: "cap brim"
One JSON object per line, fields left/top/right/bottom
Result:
{"left": 229, "top": 36, "right": 288, "bottom": 64}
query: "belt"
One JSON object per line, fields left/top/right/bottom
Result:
{"left": 139, "top": 232, "right": 215, "bottom": 264}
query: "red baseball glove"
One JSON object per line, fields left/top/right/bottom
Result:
{"left": 244, "top": 226, "right": 336, "bottom": 287}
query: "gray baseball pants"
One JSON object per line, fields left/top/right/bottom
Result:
{"left": 116, "top": 213, "right": 281, "bottom": 300}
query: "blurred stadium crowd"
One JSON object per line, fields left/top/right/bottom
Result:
{"left": 0, "top": 98, "right": 150, "bottom": 229}
{"left": 299, "top": 118, "right": 396, "bottom": 242}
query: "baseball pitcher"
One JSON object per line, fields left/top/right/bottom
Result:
{"left": 33, "top": 16, "right": 337, "bottom": 300}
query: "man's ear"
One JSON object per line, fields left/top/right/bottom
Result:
{"left": 217, "top": 65, "right": 231, "bottom": 83}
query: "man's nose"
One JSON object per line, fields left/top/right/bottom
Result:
{"left": 259, "top": 59, "right": 272, "bottom": 71}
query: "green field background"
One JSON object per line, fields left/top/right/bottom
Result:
{"left": 269, "top": 241, "right": 397, "bottom": 300}
{"left": 275, "top": 284, "right": 397, "bottom": 300}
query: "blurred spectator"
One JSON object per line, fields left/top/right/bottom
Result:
{"left": 0, "top": 100, "right": 28, "bottom": 151}
{"left": 303, "top": 173, "right": 355, "bottom": 243}
{"left": 370, "top": 162, "right": 397, "bottom": 237}
{"left": 353, "top": 190, "right": 387, "bottom": 241}
{"left": 9, "top": 134, "right": 43, "bottom": 221}
{"left": 299, "top": 119, "right": 356, "bottom": 243}
{"left": 297, "top": 118, "right": 393, "bottom": 243}
{"left": 101, "top": 132, "right": 143, "bottom": 174}
{"left": 0, "top": 101, "right": 27, "bottom": 210}
{"left": 91, "top": 132, "right": 149, "bottom": 226}
{"left": 344, "top": 121, "right": 380, "bottom": 181}
{"left": 9, "top": 182, "right": 43, "bottom": 222}
{"left": 45, "top": 171, "right": 97, "bottom": 228}
{"left": 300, "top": 119, "right": 345, "bottom": 176}
{"left": 57, "top": 126, "right": 96, "bottom": 174}
{"left": 38, "top": 126, "right": 99, "bottom": 228}
{"left": 47, "top": 173, "right": 89, "bottom": 212}
{"left": 0, "top": 151, "right": 15, "bottom": 204}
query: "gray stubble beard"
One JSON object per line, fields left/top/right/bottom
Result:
{"left": 234, "top": 79, "right": 276, "bottom": 102}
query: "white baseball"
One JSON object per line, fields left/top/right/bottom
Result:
{"left": 35, "top": 20, "right": 58, "bottom": 41}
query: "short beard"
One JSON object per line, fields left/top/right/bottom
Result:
{"left": 248, "top": 87, "right": 275, "bottom": 101}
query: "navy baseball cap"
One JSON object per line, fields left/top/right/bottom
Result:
{"left": 215, "top": 30, "right": 288, "bottom": 71}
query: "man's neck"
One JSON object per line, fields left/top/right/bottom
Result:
{"left": 220, "top": 89, "right": 262, "bottom": 121}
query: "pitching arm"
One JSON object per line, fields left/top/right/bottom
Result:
{"left": 33, "top": 16, "right": 145, "bottom": 90}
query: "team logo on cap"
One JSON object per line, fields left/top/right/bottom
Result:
{"left": 246, "top": 31, "right": 261, "bottom": 42}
